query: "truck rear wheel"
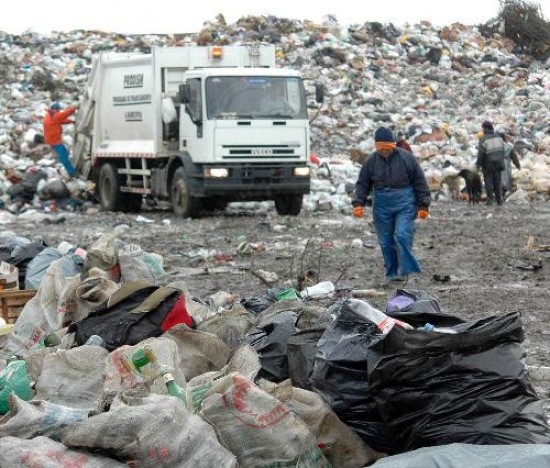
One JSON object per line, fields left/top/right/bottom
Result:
{"left": 171, "top": 167, "right": 201, "bottom": 218}
{"left": 98, "top": 163, "right": 122, "bottom": 211}
{"left": 275, "top": 194, "right": 303, "bottom": 216}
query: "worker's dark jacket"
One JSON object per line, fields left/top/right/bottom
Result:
{"left": 352, "top": 147, "right": 431, "bottom": 208}
{"left": 476, "top": 131, "right": 505, "bottom": 170}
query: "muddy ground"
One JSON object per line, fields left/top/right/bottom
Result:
{"left": 6, "top": 199, "right": 550, "bottom": 415}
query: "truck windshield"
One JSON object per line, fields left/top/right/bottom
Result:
{"left": 206, "top": 76, "right": 307, "bottom": 120}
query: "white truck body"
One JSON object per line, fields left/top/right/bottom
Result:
{"left": 74, "top": 44, "right": 312, "bottom": 216}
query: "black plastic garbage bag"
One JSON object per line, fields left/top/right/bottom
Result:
{"left": 240, "top": 287, "right": 283, "bottom": 315}
{"left": 287, "top": 327, "right": 326, "bottom": 390}
{"left": 40, "top": 179, "right": 70, "bottom": 200}
{"left": 0, "top": 247, "right": 13, "bottom": 263}
{"left": 7, "top": 170, "right": 47, "bottom": 203}
{"left": 246, "top": 310, "right": 298, "bottom": 382}
{"left": 24, "top": 247, "right": 63, "bottom": 290}
{"left": 9, "top": 241, "right": 48, "bottom": 287}
{"left": 368, "top": 311, "right": 550, "bottom": 452}
{"left": 310, "top": 301, "right": 398, "bottom": 454}
{"left": 385, "top": 289, "right": 465, "bottom": 328}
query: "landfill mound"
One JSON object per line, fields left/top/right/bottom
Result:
{"left": 0, "top": 10, "right": 549, "bottom": 216}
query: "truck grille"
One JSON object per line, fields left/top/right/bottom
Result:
{"left": 222, "top": 145, "right": 298, "bottom": 159}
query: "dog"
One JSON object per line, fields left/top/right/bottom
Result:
{"left": 440, "top": 174, "right": 461, "bottom": 201}
{"left": 457, "top": 169, "right": 483, "bottom": 203}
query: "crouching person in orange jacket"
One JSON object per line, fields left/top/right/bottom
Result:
{"left": 43, "top": 102, "right": 77, "bottom": 177}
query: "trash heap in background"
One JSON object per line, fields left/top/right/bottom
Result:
{"left": 0, "top": 231, "right": 550, "bottom": 466}
{"left": 0, "top": 11, "right": 549, "bottom": 216}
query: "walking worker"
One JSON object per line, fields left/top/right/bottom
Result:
{"left": 476, "top": 120, "right": 506, "bottom": 206}
{"left": 43, "top": 102, "right": 77, "bottom": 177}
{"left": 352, "top": 127, "right": 431, "bottom": 282}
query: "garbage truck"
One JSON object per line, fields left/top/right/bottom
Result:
{"left": 73, "top": 44, "right": 321, "bottom": 217}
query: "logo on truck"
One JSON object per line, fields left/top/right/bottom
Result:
{"left": 113, "top": 94, "right": 152, "bottom": 106}
{"left": 124, "top": 111, "right": 143, "bottom": 122}
{"left": 123, "top": 73, "right": 144, "bottom": 88}
{"left": 251, "top": 148, "right": 274, "bottom": 156}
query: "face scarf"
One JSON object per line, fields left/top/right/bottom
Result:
{"left": 375, "top": 142, "right": 397, "bottom": 152}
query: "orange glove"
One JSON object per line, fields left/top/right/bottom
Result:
{"left": 418, "top": 208, "right": 429, "bottom": 219}
{"left": 353, "top": 206, "right": 364, "bottom": 218}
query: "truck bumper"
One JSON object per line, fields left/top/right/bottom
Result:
{"left": 189, "top": 163, "right": 310, "bottom": 201}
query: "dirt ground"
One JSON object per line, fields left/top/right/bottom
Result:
{"left": 6, "top": 199, "right": 550, "bottom": 416}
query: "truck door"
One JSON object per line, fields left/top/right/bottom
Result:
{"left": 181, "top": 78, "right": 208, "bottom": 158}
{"left": 185, "top": 78, "right": 202, "bottom": 128}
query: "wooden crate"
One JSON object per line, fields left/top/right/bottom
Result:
{"left": 0, "top": 290, "right": 37, "bottom": 324}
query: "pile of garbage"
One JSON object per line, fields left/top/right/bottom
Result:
{"left": 0, "top": 12, "right": 549, "bottom": 216}
{"left": 0, "top": 231, "right": 550, "bottom": 466}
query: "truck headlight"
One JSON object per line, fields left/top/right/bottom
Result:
{"left": 294, "top": 167, "right": 310, "bottom": 177}
{"left": 204, "top": 168, "right": 229, "bottom": 178}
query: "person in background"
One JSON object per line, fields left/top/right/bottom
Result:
{"left": 476, "top": 120, "right": 506, "bottom": 206}
{"left": 260, "top": 83, "right": 293, "bottom": 115}
{"left": 499, "top": 132, "right": 521, "bottom": 201}
{"left": 352, "top": 127, "right": 431, "bottom": 283}
{"left": 396, "top": 131, "right": 413, "bottom": 153}
{"left": 43, "top": 102, "right": 77, "bottom": 177}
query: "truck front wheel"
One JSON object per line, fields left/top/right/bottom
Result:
{"left": 98, "top": 163, "right": 122, "bottom": 211}
{"left": 171, "top": 167, "right": 201, "bottom": 218}
{"left": 275, "top": 194, "right": 303, "bottom": 216}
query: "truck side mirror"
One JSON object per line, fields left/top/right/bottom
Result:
{"left": 179, "top": 84, "right": 187, "bottom": 104}
{"left": 315, "top": 83, "right": 325, "bottom": 104}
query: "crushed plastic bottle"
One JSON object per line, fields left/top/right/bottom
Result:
{"left": 423, "top": 323, "right": 458, "bottom": 334}
{"left": 347, "top": 298, "right": 413, "bottom": 334}
{"left": 84, "top": 335, "right": 107, "bottom": 347}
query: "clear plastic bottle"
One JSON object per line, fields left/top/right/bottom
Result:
{"left": 423, "top": 323, "right": 458, "bottom": 334}
{"left": 351, "top": 289, "right": 387, "bottom": 299}
{"left": 162, "top": 372, "right": 186, "bottom": 405}
{"left": 300, "top": 281, "right": 335, "bottom": 300}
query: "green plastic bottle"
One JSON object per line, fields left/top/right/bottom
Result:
{"left": 131, "top": 346, "right": 160, "bottom": 379}
{"left": 162, "top": 372, "right": 186, "bottom": 405}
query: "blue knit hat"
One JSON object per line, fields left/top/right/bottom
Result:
{"left": 50, "top": 102, "right": 62, "bottom": 111}
{"left": 374, "top": 127, "right": 396, "bottom": 143}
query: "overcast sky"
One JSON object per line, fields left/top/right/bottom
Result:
{"left": 2, "top": 0, "right": 549, "bottom": 35}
